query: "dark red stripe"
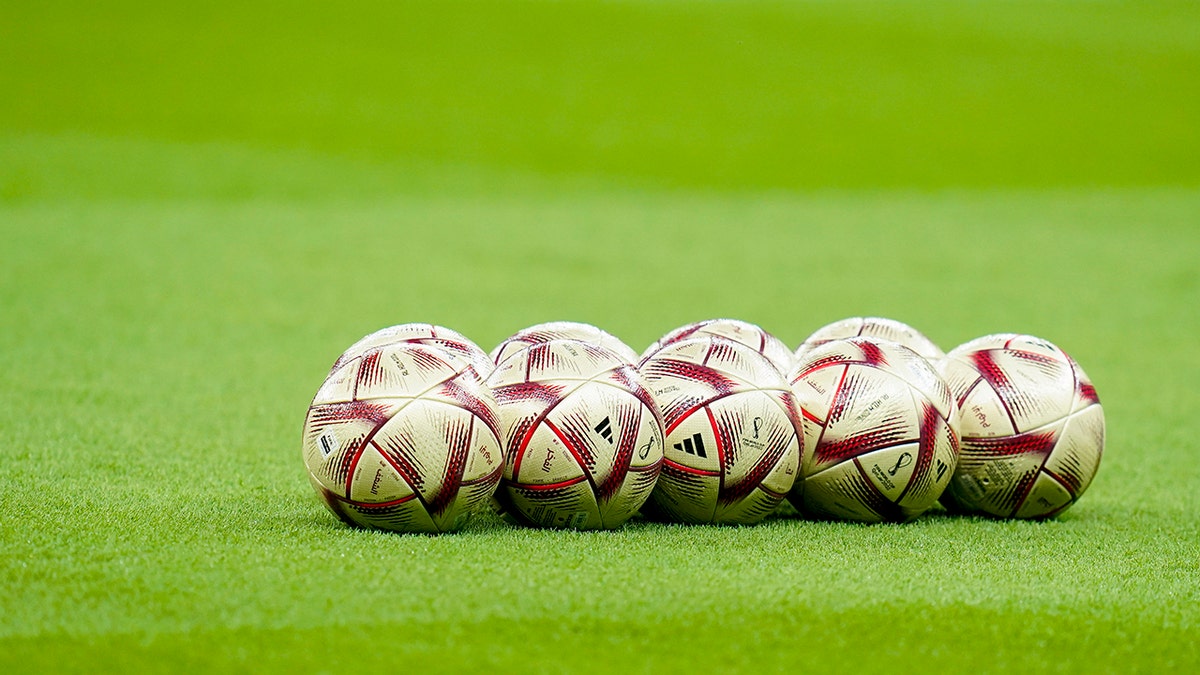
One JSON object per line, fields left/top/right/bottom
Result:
{"left": 662, "top": 457, "right": 720, "bottom": 476}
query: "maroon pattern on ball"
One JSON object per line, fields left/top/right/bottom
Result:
{"left": 1077, "top": 382, "right": 1100, "bottom": 406}
{"left": 814, "top": 419, "right": 910, "bottom": 465}
{"left": 794, "top": 354, "right": 855, "bottom": 379}
{"left": 373, "top": 431, "right": 426, "bottom": 492}
{"left": 436, "top": 376, "right": 502, "bottom": 440}
{"left": 596, "top": 402, "right": 643, "bottom": 502}
{"left": 525, "top": 343, "right": 562, "bottom": 374}
{"left": 493, "top": 382, "right": 565, "bottom": 407}
{"left": 970, "top": 350, "right": 1033, "bottom": 427}
{"left": 355, "top": 350, "right": 385, "bottom": 391}
{"left": 847, "top": 462, "right": 904, "bottom": 521}
{"left": 642, "top": 359, "right": 740, "bottom": 395}
{"left": 719, "top": 417, "right": 792, "bottom": 505}
{"left": 607, "top": 366, "right": 659, "bottom": 413}
{"left": 308, "top": 400, "right": 393, "bottom": 428}
{"left": 965, "top": 429, "right": 1057, "bottom": 458}
{"left": 553, "top": 410, "right": 599, "bottom": 472}
{"left": 901, "top": 401, "right": 941, "bottom": 499}
{"left": 427, "top": 417, "right": 472, "bottom": 516}
{"left": 856, "top": 340, "right": 888, "bottom": 367}
{"left": 408, "top": 346, "right": 453, "bottom": 373}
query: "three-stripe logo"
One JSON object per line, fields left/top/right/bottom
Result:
{"left": 673, "top": 432, "right": 707, "bottom": 458}
{"left": 594, "top": 416, "right": 614, "bottom": 443}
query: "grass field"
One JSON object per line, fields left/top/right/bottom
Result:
{"left": 3, "top": 1, "right": 1199, "bottom": 672}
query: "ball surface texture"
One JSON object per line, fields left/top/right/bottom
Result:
{"left": 642, "top": 318, "right": 794, "bottom": 375}
{"left": 788, "top": 337, "right": 959, "bottom": 522}
{"left": 488, "top": 339, "right": 664, "bottom": 529}
{"left": 795, "top": 317, "right": 945, "bottom": 362}
{"left": 303, "top": 339, "right": 503, "bottom": 533}
{"left": 940, "top": 334, "right": 1104, "bottom": 519}
{"left": 640, "top": 336, "right": 802, "bottom": 524}
{"left": 332, "top": 323, "right": 493, "bottom": 377}
{"left": 489, "top": 321, "right": 638, "bottom": 366}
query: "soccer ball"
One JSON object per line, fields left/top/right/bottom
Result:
{"left": 788, "top": 337, "right": 959, "bottom": 523}
{"left": 331, "top": 323, "right": 493, "bottom": 377}
{"left": 490, "top": 321, "right": 639, "bottom": 366}
{"left": 795, "top": 317, "right": 945, "bottom": 362}
{"left": 488, "top": 339, "right": 664, "bottom": 529}
{"left": 303, "top": 339, "right": 503, "bottom": 533}
{"left": 642, "top": 318, "right": 794, "bottom": 375}
{"left": 640, "top": 336, "right": 802, "bottom": 524}
{"left": 939, "top": 334, "right": 1104, "bottom": 519}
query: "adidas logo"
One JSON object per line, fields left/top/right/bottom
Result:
{"left": 594, "top": 416, "right": 614, "bottom": 443}
{"left": 673, "top": 433, "right": 707, "bottom": 458}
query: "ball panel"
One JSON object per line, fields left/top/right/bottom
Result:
{"left": 309, "top": 470, "right": 439, "bottom": 532}
{"left": 795, "top": 317, "right": 945, "bottom": 362}
{"left": 1043, "top": 404, "right": 1105, "bottom": 499}
{"left": 504, "top": 478, "right": 600, "bottom": 529}
{"left": 948, "top": 333, "right": 1018, "bottom": 355}
{"left": 651, "top": 460, "right": 721, "bottom": 524}
{"left": 302, "top": 398, "right": 407, "bottom": 494}
{"left": 855, "top": 441, "right": 922, "bottom": 504}
{"left": 458, "top": 465, "right": 505, "bottom": 516}
{"left": 642, "top": 337, "right": 779, "bottom": 390}
{"left": 974, "top": 348, "right": 1074, "bottom": 432}
{"left": 651, "top": 387, "right": 801, "bottom": 524}
{"left": 642, "top": 318, "right": 793, "bottom": 373}
{"left": 882, "top": 346, "right": 955, "bottom": 419}
{"left": 320, "top": 343, "right": 469, "bottom": 404}
{"left": 340, "top": 495, "right": 440, "bottom": 533}
{"left": 600, "top": 463, "right": 660, "bottom": 528}
{"left": 789, "top": 363, "right": 847, "bottom": 423}
{"left": 489, "top": 339, "right": 629, "bottom": 388}
{"left": 312, "top": 359, "right": 360, "bottom": 405}
{"left": 800, "top": 460, "right": 893, "bottom": 523}
{"left": 348, "top": 442, "right": 415, "bottom": 503}
{"left": 587, "top": 395, "right": 661, "bottom": 512}
{"left": 706, "top": 390, "right": 799, "bottom": 499}
{"left": 1013, "top": 472, "right": 1074, "bottom": 519}
{"left": 807, "top": 365, "right": 920, "bottom": 471}
{"left": 541, "top": 386, "right": 635, "bottom": 488}
{"left": 714, "top": 487, "right": 788, "bottom": 525}
{"left": 662, "top": 405, "right": 723, "bottom": 476}
{"left": 332, "top": 323, "right": 491, "bottom": 376}
{"left": 1000, "top": 334, "right": 1070, "bottom": 361}
{"left": 510, "top": 422, "right": 586, "bottom": 486}
{"left": 490, "top": 321, "right": 638, "bottom": 366}
{"left": 1069, "top": 359, "right": 1102, "bottom": 412}
{"left": 756, "top": 420, "right": 803, "bottom": 498}
{"left": 462, "top": 421, "right": 504, "bottom": 485}
{"left": 626, "top": 400, "right": 667, "bottom": 471}
{"left": 897, "top": 404, "right": 958, "bottom": 513}
{"left": 954, "top": 375, "right": 1019, "bottom": 438}
{"left": 367, "top": 400, "right": 479, "bottom": 522}
{"left": 949, "top": 419, "right": 1065, "bottom": 517}
{"left": 639, "top": 353, "right": 746, "bottom": 428}
{"left": 421, "top": 370, "right": 503, "bottom": 443}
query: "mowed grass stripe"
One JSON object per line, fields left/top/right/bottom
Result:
{"left": 3, "top": 602, "right": 1197, "bottom": 674}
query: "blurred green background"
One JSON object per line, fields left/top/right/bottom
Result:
{"left": 2, "top": 1, "right": 1198, "bottom": 673}
{"left": 4, "top": 0, "right": 1199, "bottom": 194}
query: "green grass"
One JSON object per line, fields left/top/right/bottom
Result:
{"left": 2, "top": 1, "right": 1199, "bottom": 672}
{"left": 4, "top": 1, "right": 1200, "bottom": 190}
